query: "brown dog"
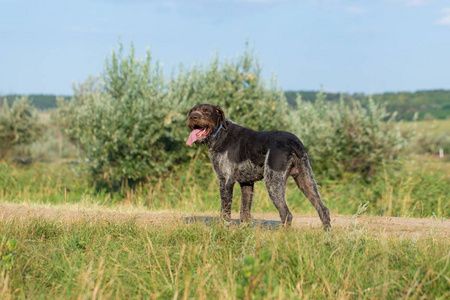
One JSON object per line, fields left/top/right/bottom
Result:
{"left": 187, "top": 104, "right": 331, "bottom": 230}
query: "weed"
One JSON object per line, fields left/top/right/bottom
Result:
{"left": 0, "top": 236, "right": 18, "bottom": 272}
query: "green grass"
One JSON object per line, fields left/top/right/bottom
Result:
{"left": 1, "top": 130, "right": 449, "bottom": 298}
{"left": 399, "top": 119, "right": 450, "bottom": 137}
{"left": 1, "top": 216, "right": 448, "bottom": 299}
{"left": 398, "top": 119, "right": 450, "bottom": 155}
{"left": 1, "top": 156, "right": 449, "bottom": 218}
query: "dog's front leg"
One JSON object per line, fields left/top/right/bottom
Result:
{"left": 240, "top": 183, "right": 254, "bottom": 224}
{"left": 219, "top": 181, "right": 234, "bottom": 223}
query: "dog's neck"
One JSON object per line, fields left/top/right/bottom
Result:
{"left": 211, "top": 123, "right": 223, "bottom": 139}
{"left": 207, "top": 120, "right": 231, "bottom": 150}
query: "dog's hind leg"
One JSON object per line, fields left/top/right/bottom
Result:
{"left": 264, "top": 170, "right": 293, "bottom": 227}
{"left": 293, "top": 157, "right": 331, "bottom": 230}
{"left": 239, "top": 183, "right": 254, "bottom": 224}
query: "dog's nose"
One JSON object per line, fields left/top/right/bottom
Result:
{"left": 189, "top": 113, "right": 200, "bottom": 121}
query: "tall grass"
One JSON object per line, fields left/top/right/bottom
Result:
{"left": 0, "top": 216, "right": 448, "bottom": 299}
{"left": 1, "top": 156, "right": 448, "bottom": 218}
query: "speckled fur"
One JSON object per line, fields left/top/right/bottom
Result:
{"left": 187, "top": 104, "right": 331, "bottom": 230}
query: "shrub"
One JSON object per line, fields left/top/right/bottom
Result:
{"left": 52, "top": 80, "right": 99, "bottom": 146}
{"left": 169, "top": 44, "right": 288, "bottom": 131}
{"left": 288, "top": 91, "right": 409, "bottom": 179}
{"left": 59, "top": 41, "right": 409, "bottom": 188}
{"left": 0, "top": 96, "right": 42, "bottom": 157}
{"left": 58, "top": 43, "right": 287, "bottom": 189}
{"left": 60, "top": 44, "right": 185, "bottom": 189}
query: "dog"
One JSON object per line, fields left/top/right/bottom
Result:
{"left": 186, "top": 104, "right": 331, "bottom": 230}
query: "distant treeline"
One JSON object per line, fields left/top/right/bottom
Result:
{"left": 2, "top": 90, "right": 450, "bottom": 120}
{"left": 0, "top": 94, "right": 71, "bottom": 110}
{"left": 285, "top": 89, "right": 450, "bottom": 120}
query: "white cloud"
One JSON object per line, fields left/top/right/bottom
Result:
{"left": 66, "top": 26, "right": 107, "bottom": 34}
{"left": 388, "top": 0, "right": 433, "bottom": 6}
{"left": 348, "top": 26, "right": 379, "bottom": 34}
{"left": 345, "top": 6, "right": 367, "bottom": 14}
{"left": 437, "top": 15, "right": 450, "bottom": 25}
{"left": 436, "top": 7, "right": 450, "bottom": 25}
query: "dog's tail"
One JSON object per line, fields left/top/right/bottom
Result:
{"left": 289, "top": 139, "right": 314, "bottom": 179}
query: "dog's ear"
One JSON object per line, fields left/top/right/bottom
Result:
{"left": 215, "top": 105, "right": 227, "bottom": 130}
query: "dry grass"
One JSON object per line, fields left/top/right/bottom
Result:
{"left": 0, "top": 209, "right": 449, "bottom": 299}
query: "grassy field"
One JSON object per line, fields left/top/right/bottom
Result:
{"left": 1, "top": 119, "right": 449, "bottom": 298}
{"left": 1, "top": 155, "right": 449, "bottom": 298}
{"left": 409, "top": 119, "right": 450, "bottom": 136}
{"left": 399, "top": 119, "right": 450, "bottom": 155}
{"left": 1, "top": 212, "right": 449, "bottom": 299}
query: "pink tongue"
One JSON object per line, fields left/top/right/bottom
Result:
{"left": 186, "top": 129, "right": 203, "bottom": 145}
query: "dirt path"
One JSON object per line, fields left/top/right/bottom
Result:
{"left": 1, "top": 204, "right": 448, "bottom": 238}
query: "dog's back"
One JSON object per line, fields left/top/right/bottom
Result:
{"left": 210, "top": 120, "right": 308, "bottom": 176}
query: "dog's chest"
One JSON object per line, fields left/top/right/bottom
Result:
{"left": 210, "top": 151, "right": 264, "bottom": 183}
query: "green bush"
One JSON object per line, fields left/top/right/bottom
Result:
{"left": 169, "top": 44, "right": 288, "bottom": 131}
{"left": 59, "top": 43, "right": 287, "bottom": 189}
{"left": 60, "top": 44, "right": 185, "bottom": 189}
{"left": 0, "top": 96, "right": 42, "bottom": 157}
{"left": 56, "top": 42, "right": 412, "bottom": 189}
{"left": 288, "top": 91, "right": 409, "bottom": 179}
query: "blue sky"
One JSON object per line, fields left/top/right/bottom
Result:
{"left": 1, "top": 0, "right": 450, "bottom": 95}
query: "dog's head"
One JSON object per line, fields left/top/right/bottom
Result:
{"left": 186, "top": 104, "right": 226, "bottom": 145}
